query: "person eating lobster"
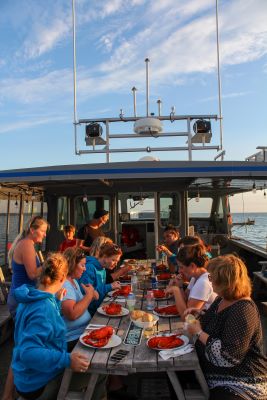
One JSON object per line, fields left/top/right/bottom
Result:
{"left": 165, "top": 244, "right": 217, "bottom": 319}
{"left": 77, "top": 242, "right": 122, "bottom": 315}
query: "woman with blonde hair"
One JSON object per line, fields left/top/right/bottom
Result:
{"left": 12, "top": 252, "right": 89, "bottom": 400}
{"left": 90, "top": 236, "right": 113, "bottom": 258}
{"left": 90, "top": 236, "right": 132, "bottom": 283}
{"left": 78, "top": 242, "right": 122, "bottom": 315}
{"left": 7, "top": 216, "right": 48, "bottom": 317}
{"left": 3, "top": 216, "right": 49, "bottom": 400}
{"left": 186, "top": 254, "right": 267, "bottom": 400}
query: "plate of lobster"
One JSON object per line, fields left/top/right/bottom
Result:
{"left": 80, "top": 326, "right": 122, "bottom": 349}
{"left": 109, "top": 285, "right": 131, "bottom": 298}
{"left": 147, "top": 334, "right": 189, "bottom": 351}
{"left": 152, "top": 289, "right": 173, "bottom": 301}
{"left": 153, "top": 304, "right": 179, "bottom": 317}
{"left": 97, "top": 303, "right": 129, "bottom": 317}
{"left": 156, "top": 273, "right": 171, "bottom": 281}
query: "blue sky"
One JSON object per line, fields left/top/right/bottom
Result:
{"left": 0, "top": 0, "right": 267, "bottom": 170}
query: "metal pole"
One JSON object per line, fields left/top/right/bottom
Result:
{"left": 187, "top": 118, "right": 192, "bottom": 161}
{"left": 216, "top": 0, "right": 223, "bottom": 150}
{"left": 5, "top": 193, "right": 11, "bottom": 265}
{"left": 106, "top": 120, "right": 110, "bottom": 163}
{"left": 72, "top": 0, "right": 79, "bottom": 155}
{"left": 145, "top": 58, "right": 150, "bottom": 117}
{"left": 132, "top": 87, "right": 137, "bottom": 117}
{"left": 157, "top": 99, "right": 162, "bottom": 116}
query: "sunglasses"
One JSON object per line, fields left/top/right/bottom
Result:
{"left": 76, "top": 252, "right": 86, "bottom": 262}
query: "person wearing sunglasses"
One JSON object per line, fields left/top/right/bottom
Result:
{"left": 186, "top": 255, "right": 267, "bottom": 400}
{"left": 78, "top": 242, "right": 122, "bottom": 315}
{"left": 61, "top": 248, "right": 99, "bottom": 352}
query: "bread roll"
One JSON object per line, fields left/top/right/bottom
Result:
{"left": 141, "top": 313, "right": 154, "bottom": 322}
{"left": 131, "top": 310, "right": 144, "bottom": 320}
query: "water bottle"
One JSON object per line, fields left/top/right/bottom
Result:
{"left": 151, "top": 267, "right": 158, "bottom": 289}
{"left": 146, "top": 290, "right": 155, "bottom": 311}
{"left": 161, "top": 251, "right": 167, "bottom": 265}
{"left": 131, "top": 272, "right": 138, "bottom": 294}
{"left": 126, "top": 293, "right": 136, "bottom": 311}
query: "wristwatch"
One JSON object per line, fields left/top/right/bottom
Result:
{"left": 195, "top": 329, "right": 203, "bottom": 339}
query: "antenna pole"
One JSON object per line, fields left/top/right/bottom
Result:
{"left": 216, "top": 0, "right": 223, "bottom": 150}
{"left": 72, "top": 0, "right": 78, "bottom": 154}
{"left": 145, "top": 58, "right": 150, "bottom": 117}
{"left": 157, "top": 99, "right": 162, "bottom": 116}
{"left": 132, "top": 87, "right": 137, "bottom": 117}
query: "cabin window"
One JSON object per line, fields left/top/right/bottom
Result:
{"left": 118, "top": 193, "right": 155, "bottom": 220}
{"left": 188, "top": 197, "right": 213, "bottom": 234}
{"left": 74, "top": 196, "right": 111, "bottom": 231}
{"left": 159, "top": 193, "right": 180, "bottom": 227}
{"left": 57, "top": 197, "right": 68, "bottom": 230}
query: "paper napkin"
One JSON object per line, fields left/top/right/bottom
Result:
{"left": 159, "top": 344, "right": 194, "bottom": 360}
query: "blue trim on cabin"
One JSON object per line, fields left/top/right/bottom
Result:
{"left": 0, "top": 165, "right": 267, "bottom": 179}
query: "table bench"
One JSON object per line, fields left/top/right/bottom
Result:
{"left": 57, "top": 292, "right": 209, "bottom": 400}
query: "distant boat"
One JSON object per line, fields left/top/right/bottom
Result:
{"left": 232, "top": 218, "right": 255, "bottom": 226}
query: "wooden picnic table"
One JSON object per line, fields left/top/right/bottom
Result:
{"left": 57, "top": 290, "right": 209, "bottom": 400}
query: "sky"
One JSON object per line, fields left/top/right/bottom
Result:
{"left": 0, "top": 0, "right": 266, "bottom": 170}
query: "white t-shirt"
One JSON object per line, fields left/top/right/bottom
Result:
{"left": 187, "top": 272, "right": 217, "bottom": 309}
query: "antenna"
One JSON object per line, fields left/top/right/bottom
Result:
{"left": 157, "top": 99, "right": 162, "bottom": 116}
{"left": 145, "top": 58, "right": 150, "bottom": 117}
{"left": 132, "top": 87, "right": 137, "bottom": 117}
{"left": 72, "top": 0, "right": 79, "bottom": 155}
{"left": 216, "top": 0, "right": 223, "bottom": 150}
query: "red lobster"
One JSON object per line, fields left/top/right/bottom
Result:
{"left": 148, "top": 335, "right": 184, "bottom": 349}
{"left": 154, "top": 305, "right": 179, "bottom": 315}
{"left": 102, "top": 303, "right": 122, "bottom": 315}
{"left": 112, "top": 285, "right": 131, "bottom": 297}
{"left": 156, "top": 264, "right": 167, "bottom": 272}
{"left": 157, "top": 273, "right": 171, "bottom": 281}
{"left": 82, "top": 326, "right": 113, "bottom": 347}
{"left": 152, "top": 289, "right": 166, "bottom": 299}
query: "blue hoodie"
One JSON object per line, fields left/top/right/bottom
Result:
{"left": 78, "top": 256, "right": 112, "bottom": 315}
{"left": 12, "top": 284, "right": 71, "bottom": 393}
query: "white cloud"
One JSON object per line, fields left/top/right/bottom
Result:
{"left": 0, "top": 115, "right": 67, "bottom": 134}
{"left": 23, "top": 18, "right": 71, "bottom": 59}
{"left": 200, "top": 91, "right": 253, "bottom": 103}
{"left": 1, "top": 0, "right": 266, "bottom": 107}
{"left": 101, "top": 0, "right": 124, "bottom": 17}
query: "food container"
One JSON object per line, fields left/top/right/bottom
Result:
{"left": 131, "top": 314, "right": 159, "bottom": 329}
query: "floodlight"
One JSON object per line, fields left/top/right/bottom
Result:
{"left": 192, "top": 119, "right": 212, "bottom": 144}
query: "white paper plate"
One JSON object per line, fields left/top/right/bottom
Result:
{"left": 147, "top": 334, "right": 189, "bottom": 351}
{"left": 80, "top": 332, "right": 122, "bottom": 349}
{"left": 97, "top": 305, "right": 129, "bottom": 317}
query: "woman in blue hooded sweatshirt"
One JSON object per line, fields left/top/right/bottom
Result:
{"left": 78, "top": 243, "right": 122, "bottom": 315}
{"left": 12, "top": 253, "right": 89, "bottom": 400}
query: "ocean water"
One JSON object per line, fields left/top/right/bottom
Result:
{"left": 231, "top": 212, "right": 267, "bottom": 250}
